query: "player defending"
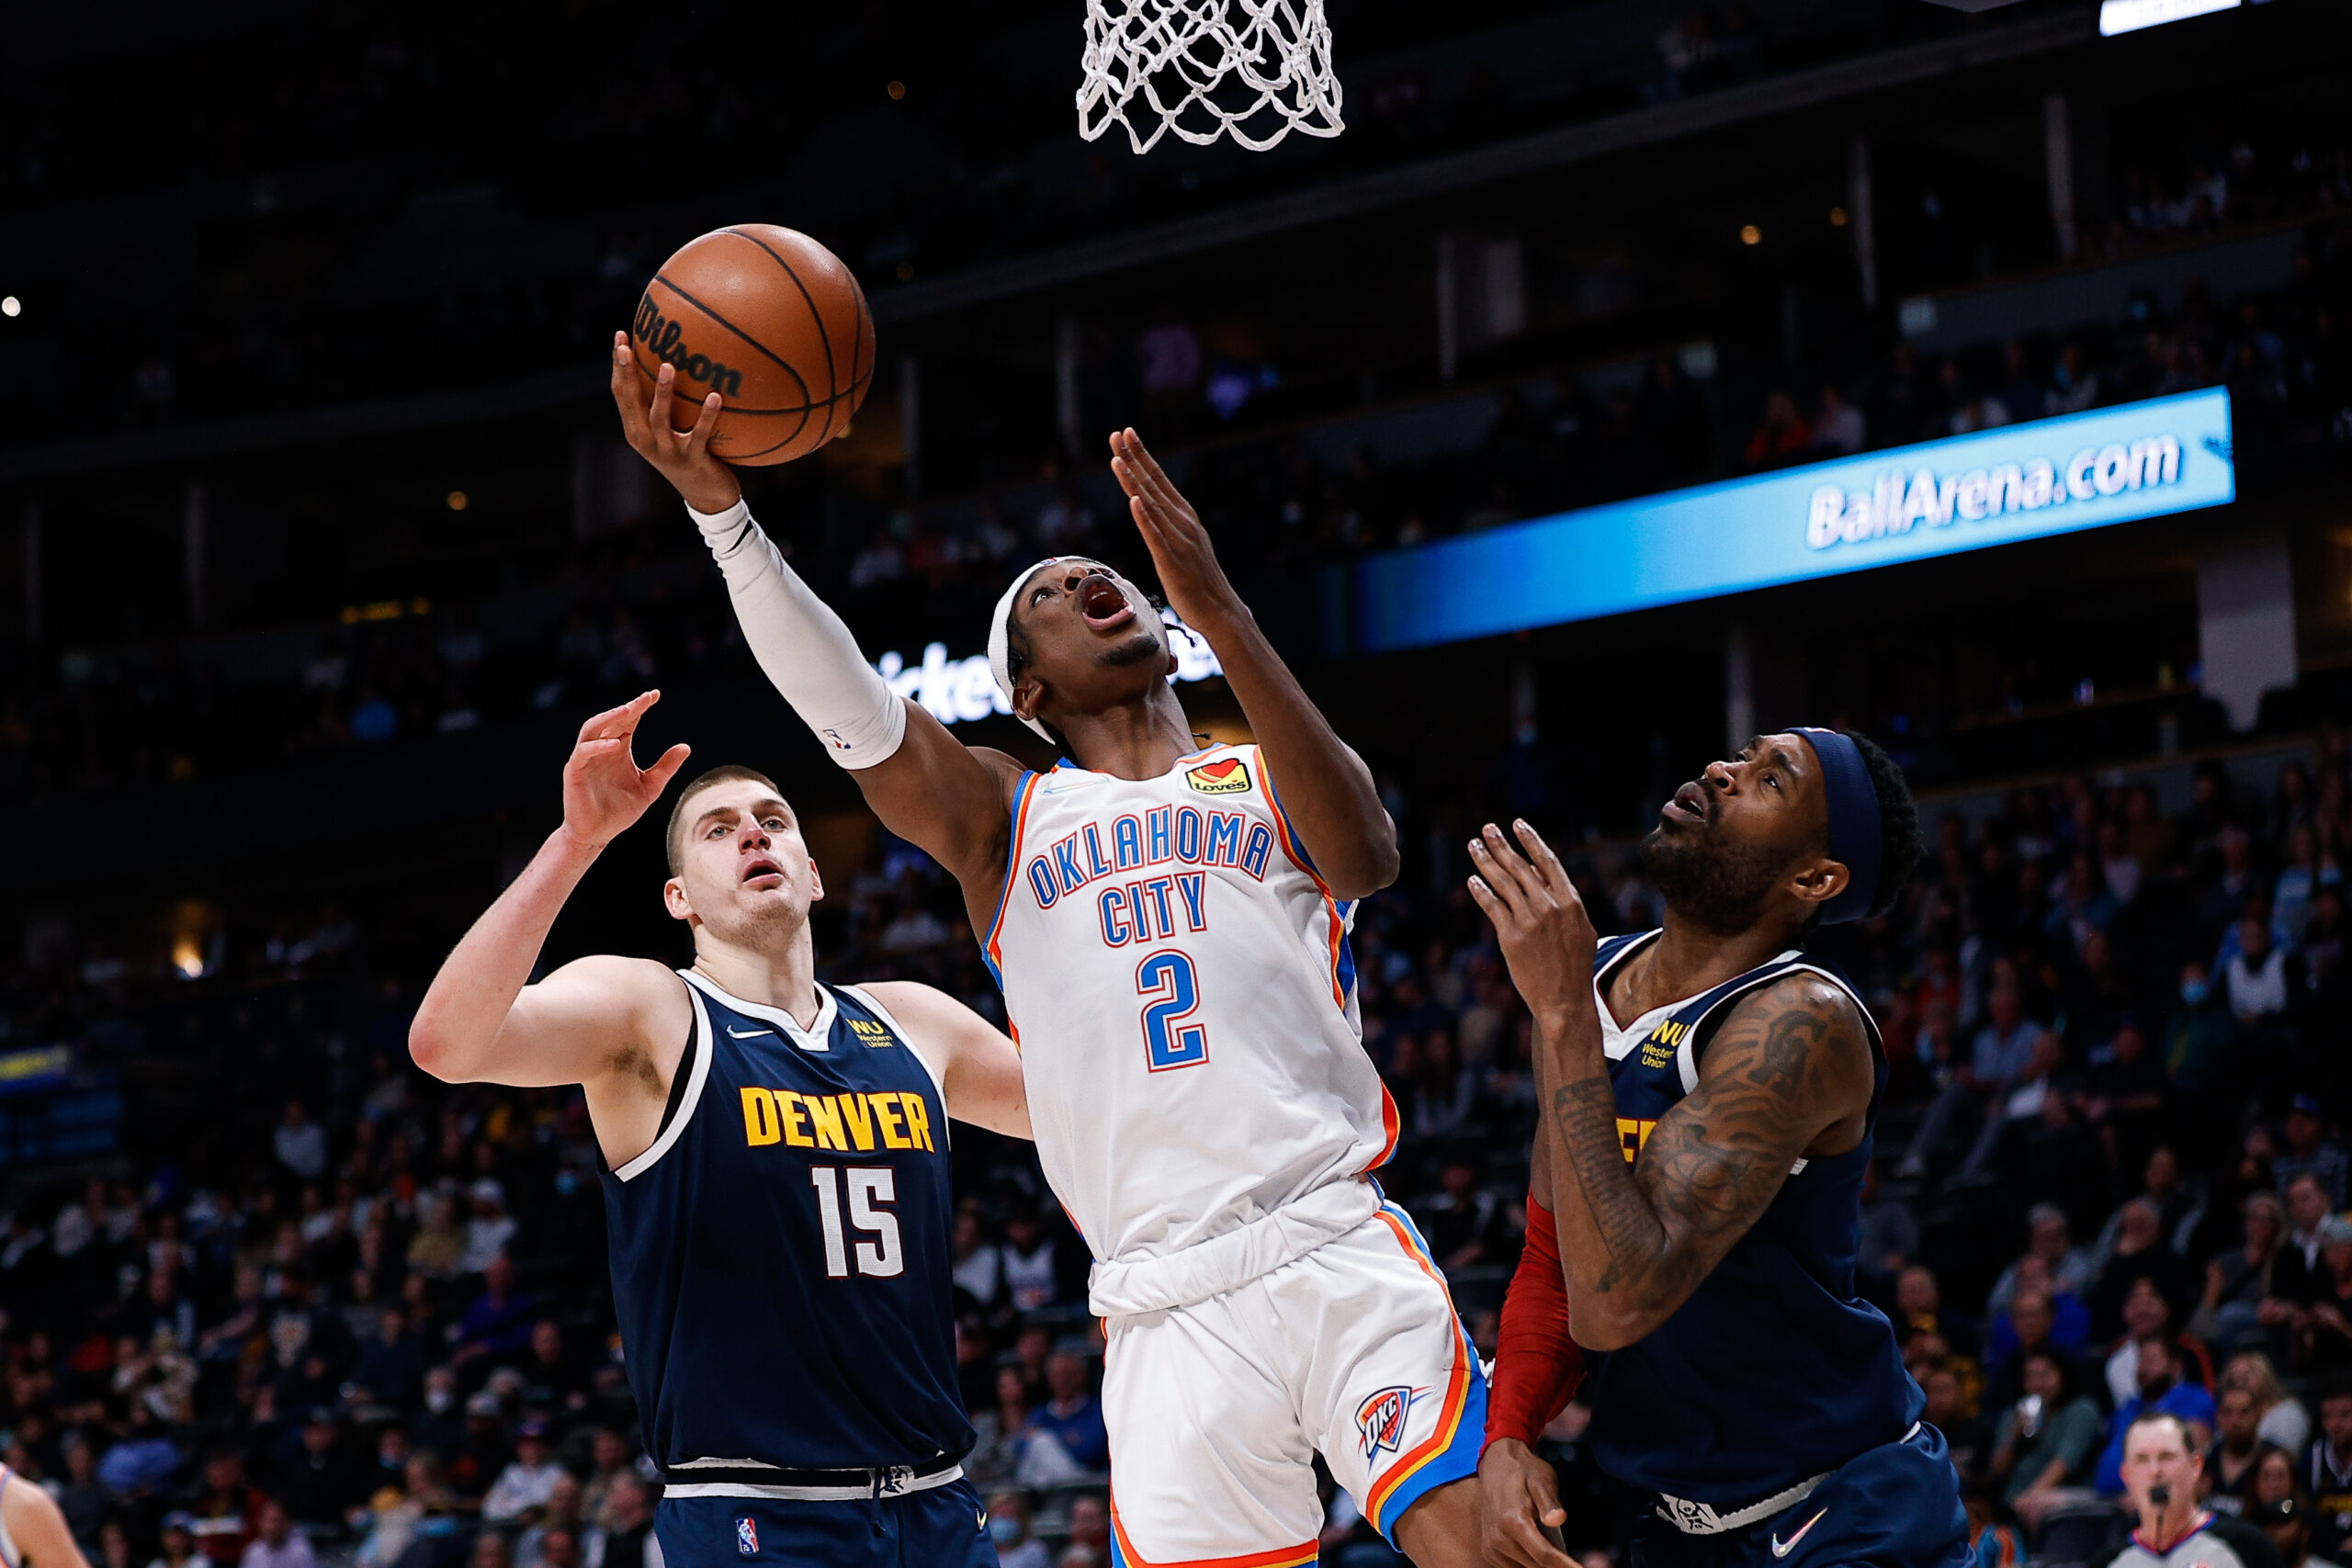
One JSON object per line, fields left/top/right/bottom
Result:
{"left": 1466, "top": 732, "right": 1969, "bottom": 1568}
{"left": 409, "top": 692, "right": 1029, "bottom": 1568}
{"left": 613, "top": 339, "right": 1487, "bottom": 1566}
{"left": 0, "top": 1461, "right": 95, "bottom": 1568}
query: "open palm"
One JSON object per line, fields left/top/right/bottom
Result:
{"left": 562, "top": 690, "right": 692, "bottom": 849}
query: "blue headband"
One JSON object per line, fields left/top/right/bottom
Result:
{"left": 1793, "top": 728, "right": 1882, "bottom": 925}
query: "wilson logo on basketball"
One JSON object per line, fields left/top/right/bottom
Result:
{"left": 1184, "top": 759, "right": 1250, "bottom": 795}
{"left": 1355, "top": 1385, "right": 1419, "bottom": 1458}
{"left": 631, "top": 296, "right": 745, "bottom": 398}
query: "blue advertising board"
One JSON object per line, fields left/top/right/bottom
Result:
{"left": 1330, "top": 387, "right": 2235, "bottom": 656}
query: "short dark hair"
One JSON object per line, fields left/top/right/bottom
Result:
{"left": 664, "top": 765, "right": 784, "bottom": 875}
{"left": 2124, "top": 1409, "right": 2193, "bottom": 1452}
{"left": 1845, "top": 729, "right": 1922, "bottom": 920}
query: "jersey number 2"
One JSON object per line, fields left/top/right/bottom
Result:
{"left": 1136, "top": 950, "right": 1209, "bottom": 1071}
{"left": 809, "top": 1167, "right": 903, "bottom": 1280}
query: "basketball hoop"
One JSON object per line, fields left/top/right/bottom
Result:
{"left": 1078, "top": 0, "right": 1344, "bottom": 153}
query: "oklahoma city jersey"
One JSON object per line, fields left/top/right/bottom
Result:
{"left": 983, "top": 743, "right": 1399, "bottom": 1266}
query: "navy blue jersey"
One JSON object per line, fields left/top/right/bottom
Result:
{"left": 600, "top": 972, "right": 973, "bottom": 1475}
{"left": 1583, "top": 931, "right": 1922, "bottom": 1505}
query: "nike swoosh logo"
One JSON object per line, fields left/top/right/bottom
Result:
{"left": 1771, "top": 1510, "right": 1827, "bottom": 1559}
{"left": 727, "top": 1026, "right": 773, "bottom": 1038}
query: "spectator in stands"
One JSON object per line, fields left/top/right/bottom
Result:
{"left": 514, "top": 1474, "right": 584, "bottom": 1568}
{"left": 1422, "top": 1156, "right": 1505, "bottom": 1271}
{"left": 280, "top": 1408, "right": 365, "bottom": 1529}
{"left": 187, "top": 1449, "right": 266, "bottom": 1566}
{"left": 2211, "top": 1383, "right": 2289, "bottom": 1516}
{"left": 351, "top": 1307, "right": 425, "bottom": 1409}
{"left": 459, "top": 1183, "right": 516, "bottom": 1275}
{"left": 2278, "top": 1176, "right": 2338, "bottom": 1306}
{"left": 2201, "top": 1191, "right": 2290, "bottom": 1354}
{"left": 276, "top": 1100, "right": 328, "bottom": 1180}
{"left": 966, "top": 1365, "right": 1034, "bottom": 1489}
{"left": 596, "top": 1476, "right": 658, "bottom": 1568}
{"left": 1136, "top": 306, "right": 1203, "bottom": 437}
{"left": 2255, "top": 1497, "right": 2335, "bottom": 1568}
{"left": 1990, "top": 1205, "right": 2098, "bottom": 1321}
{"left": 2224, "top": 1352, "right": 2313, "bottom": 1456}
{"left": 1989, "top": 1347, "right": 2104, "bottom": 1527}
{"left": 237, "top": 1504, "right": 314, "bottom": 1568}
{"left": 450, "top": 1255, "right": 535, "bottom": 1368}
{"left": 53, "top": 1437, "right": 107, "bottom": 1552}
{"left": 2304, "top": 1376, "right": 2352, "bottom": 1557}
{"left": 2165, "top": 961, "right": 2240, "bottom": 1095}
{"left": 950, "top": 1210, "right": 1001, "bottom": 1312}
{"left": 1815, "top": 384, "right": 1866, "bottom": 455}
{"left": 1023, "top": 1348, "right": 1109, "bottom": 1480}
{"left": 2106, "top": 1277, "right": 2203, "bottom": 1412}
{"left": 984, "top": 1492, "right": 1050, "bottom": 1568}
{"left": 2098, "top": 1334, "right": 2220, "bottom": 1493}
{"left": 2278, "top": 1100, "right": 2351, "bottom": 1211}
{"left": 481, "top": 1421, "right": 564, "bottom": 1525}
{"left": 1742, "top": 389, "right": 1813, "bottom": 468}
{"left": 998, "top": 1210, "right": 1066, "bottom": 1314}
{"left": 1059, "top": 1495, "right": 1110, "bottom": 1568}
{"left": 2301, "top": 1219, "right": 2352, "bottom": 1374}
{"left": 2093, "top": 1200, "right": 2193, "bottom": 1342}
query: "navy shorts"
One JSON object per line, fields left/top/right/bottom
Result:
{"left": 656, "top": 1480, "right": 998, "bottom": 1568}
{"left": 1629, "top": 1424, "right": 1970, "bottom": 1568}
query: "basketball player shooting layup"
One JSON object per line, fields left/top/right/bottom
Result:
{"left": 612, "top": 338, "right": 1489, "bottom": 1567}
{"left": 409, "top": 693, "right": 1031, "bottom": 1568}
{"left": 1464, "top": 734, "right": 1970, "bottom": 1568}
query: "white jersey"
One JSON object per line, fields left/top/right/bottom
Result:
{"left": 984, "top": 743, "right": 1398, "bottom": 1267}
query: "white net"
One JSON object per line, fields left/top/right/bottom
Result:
{"left": 1078, "top": 0, "right": 1344, "bottom": 153}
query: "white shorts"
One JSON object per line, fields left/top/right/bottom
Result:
{"left": 1100, "top": 1200, "right": 1487, "bottom": 1566}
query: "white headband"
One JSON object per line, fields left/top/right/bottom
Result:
{"left": 988, "top": 558, "right": 1080, "bottom": 744}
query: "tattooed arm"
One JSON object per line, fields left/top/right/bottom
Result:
{"left": 1538, "top": 979, "right": 1872, "bottom": 1349}
{"left": 1464, "top": 818, "right": 1874, "bottom": 1353}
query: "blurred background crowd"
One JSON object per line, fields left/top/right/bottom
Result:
{"left": 4, "top": 723, "right": 2351, "bottom": 1565}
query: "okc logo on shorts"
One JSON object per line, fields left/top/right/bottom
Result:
{"left": 1356, "top": 1385, "right": 1422, "bottom": 1458}
{"left": 734, "top": 1516, "right": 757, "bottom": 1556}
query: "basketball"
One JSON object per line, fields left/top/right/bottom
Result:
{"left": 628, "top": 224, "right": 876, "bottom": 467}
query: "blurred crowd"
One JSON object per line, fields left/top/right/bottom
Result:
{"left": 9, "top": 204, "right": 2352, "bottom": 820}
{"left": 1, "top": 0, "right": 2091, "bottom": 438}
{"left": 5, "top": 705, "right": 2352, "bottom": 1563}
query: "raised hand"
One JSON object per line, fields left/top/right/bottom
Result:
{"left": 1467, "top": 819, "right": 1599, "bottom": 1028}
{"left": 561, "top": 691, "right": 693, "bottom": 851}
{"left": 1108, "top": 428, "right": 1245, "bottom": 636}
{"left": 610, "top": 332, "right": 742, "bottom": 515}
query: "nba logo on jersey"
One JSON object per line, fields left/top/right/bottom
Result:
{"left": 734, "top": 1516, "right": 757, "bottom": 1556}
{"left": 1355, "top": 1386, "right": 1418, "bottom": 1457}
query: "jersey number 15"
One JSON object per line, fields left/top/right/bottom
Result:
{"left": 809, "top": 1167, "right": 903, "bottom": 1279}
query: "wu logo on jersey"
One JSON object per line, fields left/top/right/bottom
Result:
{"left": 1356, "top": 1385, "right": 1422, "bottom": 1458}
{"left": 734, "top": 1516, "right": 758, "bottom": 1556}
{"left": 1185, "top": 758, "right": 1251, "bottom": 795}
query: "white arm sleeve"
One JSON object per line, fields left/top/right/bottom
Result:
{"left": 688, "top": 499, "right": 907, "bottom": 769}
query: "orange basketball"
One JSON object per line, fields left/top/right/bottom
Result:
{"left": 628, "top": 225, "right": 876, "bottom": 467}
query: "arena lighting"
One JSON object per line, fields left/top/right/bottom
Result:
{"left": 0, "top": 297, "right": 18, "bottom": 318}
{"left": 1328, "top": 388, "right": 2234, "bottom": 657}
{"left": 2098, "top": 0, "right": 2239, "bottom": 35}
{"left": 873, "top": 616, "right": 1225, "bottom": 729}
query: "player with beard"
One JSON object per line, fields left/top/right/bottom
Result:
{"left": 1465, "top": 730, "right": 1969, "bottom": 1568}
{"left": 613, "top": 343, "right": 1488, "bottom": 1567}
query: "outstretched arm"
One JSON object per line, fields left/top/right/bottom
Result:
{"left": 410, "top": 693, "right": 695, "bottom": 1163}
{"left": 1108, "top": 430, "right": 1397, "bottom": 903}
{"left": 1466, "top": 819, "right": 1873, "bottom": 1351}
{"left": 858, "top": 981, "right": 1032, "bottom": 1140}
{"left": 610, "top": 334, "right": 1023, "bottom": 891}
